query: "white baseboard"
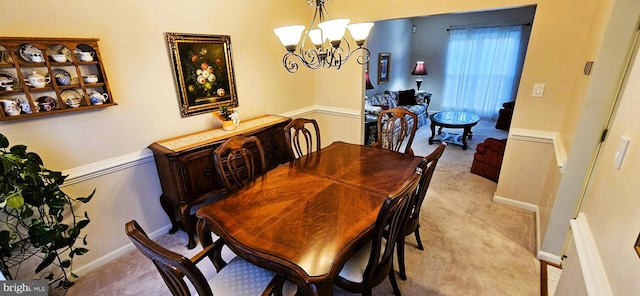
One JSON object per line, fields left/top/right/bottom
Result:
{"left": 570, "top": 213, "right": 612, "bottom": 296}
{"left": 537, "top": 250, "right": 563, "bottom": 265}
{"left": 492, "top": 194, "right": 543, "bottom": 255}
{"left": 73, "top": 224, "right": 174, "bottom": 276}
{"left": 493, "top": 194, "right": 538, "bottom": 212}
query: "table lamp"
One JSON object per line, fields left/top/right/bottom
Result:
{"left": 411, "top": 61, "right": 428, "bottom": 90}
{"left": 365, "top": 70, "right": 374, "bottom": 90}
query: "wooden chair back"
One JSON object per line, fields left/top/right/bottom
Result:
{"left": 411, "top": 143, "right": 447, "bottom": 232}
{"left": 125, "top": 220, "right": 217, "bottom": 296}
{"left": 212, "top": 135, "right": 266, "bottom": 193}
{"left": 284, "top": 118, "right": 321, "bottom": 160}
{"left": 336, "top": 172, "right": 420, "bottom": 295}
{"left": 396, "top": 143, "right": 447, "bottom": 280}
{"left": 375, "top": 108, "right": 418, "bottom": 156}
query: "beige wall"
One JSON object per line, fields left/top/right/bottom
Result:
{"left": 576, "top": 36, "right": 640, "bottom": 294}
{"left": 0, "top": 0, "right": 623, "bottom": 280}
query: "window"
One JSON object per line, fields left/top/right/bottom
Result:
{"left": 442, "top": 25, "right": 523, "bottom": 118}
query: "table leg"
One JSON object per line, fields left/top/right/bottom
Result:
{"left": 429, "top": 122, "right": 436, "bottom": 145}
{"left": 179, "top": 205, "right": 197, "bottom": 249}
{"left": 462, "top": 127, "right": 471, "bottom": 150}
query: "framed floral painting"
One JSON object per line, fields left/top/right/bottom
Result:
{"left": 166, "top": 33, "right": 238, "bottom": 117}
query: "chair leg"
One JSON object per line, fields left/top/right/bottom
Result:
{"left": 414, "top": 226, "right": 424, "bottom": 251}
{"left": 388, "top": 262, "right": 402, "bottom": 296}
{"left": 397, "top": 239, "right": 407, "bottom": 281}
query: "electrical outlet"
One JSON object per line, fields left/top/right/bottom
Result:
{"left": 532, "top": 83, "right": 545, "bottom": 97}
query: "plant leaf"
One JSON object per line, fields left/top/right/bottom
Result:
{"left": 35, "top": 252, "right": 56, "bottom": 273}
{"left": 74, "top": 248, "right": 89, "bottom": 256}
{"left": 5, "top": 192, "right": 24, "bottom": 209}
{"left": 76, "top": 220, "right": 90, "bottom": 230}
{"left": 76, "top": 189, "right": 96, "bottom": 203}
{"left": 0, "top": 134, "right": 8, "bottom": 149}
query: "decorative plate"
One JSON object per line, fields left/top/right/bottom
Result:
{"left": 36, "top": 96, "right": 56, "bottom": 112}
{"left": 18, "top": 44, "right": 43, "bottom": 63}
{"left": 60, "top": 89, "right": 83, "bottom": 106}
{"left": 53, "top": 69, "right": 72, "bottom": 86}
{"left": 0, "top": 70, "right": 20, "bottom": 88}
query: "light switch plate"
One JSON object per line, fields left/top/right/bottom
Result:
{"left": 614, "top": 135, "right": 630, "bottom": 169}
{"left": 532, "top": 83, "right": 545, "bottom": 97}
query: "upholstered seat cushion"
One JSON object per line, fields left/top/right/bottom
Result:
{"left": 338, "top": 241, "right": 386, "bottom": 283}
{"left": 206, "top": 256, "right": 298, "bottom": 296}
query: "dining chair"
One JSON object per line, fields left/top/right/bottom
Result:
{"left": 334, "top": 172, "right": 421, "bottom": 296}
{"left": 213, "top": 135, "right": 266, "bottom": 193}
{"left": 396, "top": 143, "right": 447, "bottom": 281}
{"left": 283, "top": 118, "right": 321, "bottom": 160}
{"left": 374, "top": 108, "right": 418, "bottom": 156}
{"left": 125, "top": 220, "right": 297, "bottom": 296}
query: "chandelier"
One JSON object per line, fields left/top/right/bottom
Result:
{"left": 274, "top": 0, "right": 374, "bottom": 73}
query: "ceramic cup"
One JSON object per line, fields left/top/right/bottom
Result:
{"left": 1, "top": 99, "right": 20, "bottom": 116}
{"left": 0, "top": 80, "right": 13, "bottom": 90}
{"left": 82, "top": 75, "right": 98, "bottom": 83}
{"left": 77, "top": 51, "right": 94, "bottom": 62}
{"left": 29, "top": 52, "right": 44, "bottom": 63}
{"left": 65, "top": 98, "right": 80, "bottom": 108}
{"left": 50, "top": 54, "right": 67, "bottom": 62}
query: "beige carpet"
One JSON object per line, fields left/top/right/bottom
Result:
{"left": 67, "top": 118, "right": 539, "bottom": 296}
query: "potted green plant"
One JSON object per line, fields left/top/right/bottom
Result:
{"left": 0, "top": 133, "right": 94, "bottom": 291}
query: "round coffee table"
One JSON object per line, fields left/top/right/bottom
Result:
{"left": 429, "top": 111, "right": 480, "bottom": 150}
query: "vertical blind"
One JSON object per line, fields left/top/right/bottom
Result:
{"left": 442, "top": 25, "right": 523, "bottom": 118}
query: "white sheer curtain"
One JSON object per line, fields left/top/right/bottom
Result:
{"left": 442, "top": 25, "right": 523, "bottom": 119}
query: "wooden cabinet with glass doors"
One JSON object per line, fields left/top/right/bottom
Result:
{"left": 0, "top": 37, "right": 115, "bottom": 121}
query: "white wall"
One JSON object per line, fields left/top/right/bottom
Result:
{"left": 569, "top": 26, "right": 640, "bottom": 294}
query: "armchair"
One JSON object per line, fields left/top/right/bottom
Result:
{"left": 470, "top": 138, "right": 507, "bottom": 182}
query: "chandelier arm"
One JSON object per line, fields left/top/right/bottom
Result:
{"left": 302, "top": 49, "right": 324, "bottom": 69}
{"left": 352, "top": 47, "right": 371, "bottom": 65}
{"left": 283, "top": 52, "right": 300, "bottom": 73}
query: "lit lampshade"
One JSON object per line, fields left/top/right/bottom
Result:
{"left": 274, "top": 25, "right": 305, "bottom": 52}
{"left": 308, "top": 29, "right": 325, "bottom": 47}
{"left": 347, "top": 23, "right": 374, "bottom": 46}
{"left": 411, "top": 61, "right": 428, "bottom": 90}
{"left": 318, "top": 18, "right": 350, "bottom": 47}
{"left": 365, "top": 70, "right": 374, "bottom": 90}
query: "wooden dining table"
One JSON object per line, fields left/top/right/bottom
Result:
{"left": 195, "top": 141, "right": 423, "bottom": 295}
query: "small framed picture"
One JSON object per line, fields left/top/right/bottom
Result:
{"left": 166, "top": 33, "right": 238, "bottom": 117}
{"left": 378, "top": 52, "right": 390, "bottom": 84}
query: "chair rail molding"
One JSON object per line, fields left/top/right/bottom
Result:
{"left": 570, "top": 213, "right": 612, "bottom": 296}
{"left": 62, "top": 149, "right": 155, "bottom": 186}
{"left": 509, "top": 128, "right": 567, "bottom": 172}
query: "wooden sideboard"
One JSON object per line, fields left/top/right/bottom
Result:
{"left": 148, "top": 115, "right": 292, "bottom": 248}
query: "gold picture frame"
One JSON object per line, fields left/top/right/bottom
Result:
{"left": 166, "top": 33, "right": 238, "bottom": 117}
{"left": 378, "top": 52, "right": 390, "bottom": 84}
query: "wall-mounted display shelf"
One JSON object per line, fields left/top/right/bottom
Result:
{"left": 0, "top": 37, "right": 116, "bottom": 121}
